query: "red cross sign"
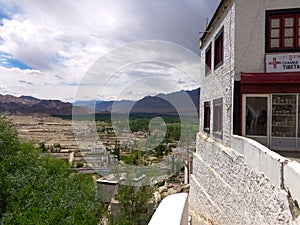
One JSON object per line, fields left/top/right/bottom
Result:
{"left": 268, "top": 58, "right": 281, "bottom": 69}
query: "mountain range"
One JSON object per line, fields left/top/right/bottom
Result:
{"left": 0, "top": 94, "right": 91, "bottom": 115}
{"left": 75, "top": 88, "right": 200, "bottom": 115}
{"left": 0, "top": 88, "right": 199, "bottom": 116}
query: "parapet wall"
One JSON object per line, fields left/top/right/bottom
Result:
{"left": 189, "top": 132, "right": 300, "bottom": 224}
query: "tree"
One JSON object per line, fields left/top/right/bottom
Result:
{"left": 0, "top": 115, "right": 19, "bottom": 161}
{"left": 111, "top": 184, "right": 154, "bottom": 225}
{"left": 0, "top": 115, "right": 102, "bottom": 224}
{"left": 39, "top": 141, "right": 47, "bottom": 152}
{"left": 154, "top": 144, "right": 167, "bottom": 158}
{"left": 114, "top": 139, "right": 121, "bottom": 161}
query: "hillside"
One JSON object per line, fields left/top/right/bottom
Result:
{"left": 0, "top": 94, "right": 92, "bottom": 115}
{"left": 75, "top": 88, "right": 200, "bottom": 115}
{"left": 0, "top": 88, "right": 200, "bottom": 116}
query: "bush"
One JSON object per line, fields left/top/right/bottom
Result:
{"left": 0, "top": 115, "right": 101, "bottom": 224}
{"left": 76, "top": 162, "right": 84, "bottom": 168}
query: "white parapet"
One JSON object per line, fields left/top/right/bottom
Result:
{"left": 148, "top": 193, "right": 188, "bottom": 225}
{"left": 284, "top": 161, "right": 300, "bottom": 205}
{"left": 232, "top": 135, "right": 287, "bottom": 188}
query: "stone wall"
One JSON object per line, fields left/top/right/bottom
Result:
{"left": 199, "top": 1, "right": 235, "bottom": 147}
{"left": 189, "top": 132, "right": 300, "bottom": 224}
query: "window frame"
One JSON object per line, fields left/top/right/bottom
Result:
{"left": 213, "top": 98, "right": 223, "bottom": 139}
{"left": 203, "top": 101, "right": 211, "bottom": 133}
{"left": 205, "top": 43, "right": 212, "bottom": 75}
{"left": 266, "top": 8, "right": 300, "bottom": 53}
{"left": 214, "top": 27, "right": 224, "bottom": 69}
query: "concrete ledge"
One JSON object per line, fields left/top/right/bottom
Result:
{"left": 284, "top": 161, "right": 300, "bottom": 205}
{"left": 232, "top": 135, "right": 287, "bottom": 188}
{"left": 149, "top": 193, "right": 188, "bottom": 225}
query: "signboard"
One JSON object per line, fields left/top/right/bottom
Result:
{"left": 266, "top": 53, "right": 300, "bottom": 73}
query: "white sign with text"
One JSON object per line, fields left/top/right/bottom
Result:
{"left": 266, "top": 53, "right": 300, "bottom": 73}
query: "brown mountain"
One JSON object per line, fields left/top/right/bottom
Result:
{"left": 0, "top": 94, "right": 92, "bottom": 115}
{"left": 75, "top": 88, "right": 200, "bottom": 115}
{"left": 130, "top": 88, "right": 200, "bottom": 115}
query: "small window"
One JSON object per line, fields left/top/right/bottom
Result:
{"left": 214, "top": 28, "right": 224, "bottom": 68}
{"left": 213, "top": 98, "right": 223, "bottom": 139}
{"left": 205, "top": 44, "right": 212, "bottom": 75}
{"left": 266, "top": 9, "right": 300, "bottom": 52}
{"left": 204, "top": 101, "right": 211, "bottom": 133}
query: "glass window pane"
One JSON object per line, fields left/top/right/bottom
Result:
{"left": 271, "top": 29, "right": 280, "bottom": 38}
{"left": 213, "top": 98, "right": 223, "bottom": 139}
{"left": 284, "top": 38, "right": 294, "bottom": 47}
{"left": 285, "top": 17, "right": 294, "bottom": 27}
{"left": 284, "top": 28, "right": 294, "bottom": 37}
{"left": 298, "top": 28, "right": 300, "bottom": 36}
{"left": 273, "top": 95, "right": 296, "bottom": 138}
{"left": 246, "top": 97, "right": 267, "bottom": 136}
{"left": 299, "top": 38, "right": 300, "bottom": 47}
{"left": 271, "top": 39, "right": 280, "bottom": 48}
{"left": 285, "top": 28, "right": 294, "bottom": 37}
{"left": 271, "top": 19, "right": 280, "bottom": 28}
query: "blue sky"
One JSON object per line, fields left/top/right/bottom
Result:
{"left": 0, "top": 0, "right": 219, "bottom": 101}
{"left": 0, "top": 52, "right": 33, "bottom": 69}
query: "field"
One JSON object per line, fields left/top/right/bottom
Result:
{"left": 8, "top": 114, "right": 197, "bottom": 178}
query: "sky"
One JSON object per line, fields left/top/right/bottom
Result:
{"left": 0, "top": 0, "right": 220, "bottom": 101}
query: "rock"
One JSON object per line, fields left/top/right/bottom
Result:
{"left": 158, "top": 186, "right": 168, "bottom": 194}
{"left": 167, "top": 187, "right": 178, "bottom": 196}
{"left": 181, "top": 184, "right": 190, "bottom": 192}
{"left": 153, "top": 191, "right": 161, "bottom": 203}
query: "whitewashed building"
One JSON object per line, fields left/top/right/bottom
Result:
{"left": 189, "top": 0, "right": 300, "bottom": 224}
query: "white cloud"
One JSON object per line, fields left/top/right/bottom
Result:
{"left": 0, "top": 0, "right": 219, "bottom": 101}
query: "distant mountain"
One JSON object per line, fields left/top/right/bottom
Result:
{"left": 74, "top": 100, "right": 133, "bottom": 112}
{"left": 0, "top": 88, "right": 200, "bottom": 116}
{"left": 0, "top": 94, "right": 93, "bottom": 116}
{"left": 75, "top": 88, "right": 200, "bottom": 115}
{"left": 131, "top": 88, "right": 200, "bottom": 115}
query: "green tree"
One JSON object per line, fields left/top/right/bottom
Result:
{"left": 0, "top": 115, "right": 101, "bottom": 224}
{"left": 0, "top": 115, "right": 19, "bottom": 161}
{"left": 114, "top": 139, "right": 121, "bottom": 161}
{"left": 111, "top": 185, "right": 153, "bottom": 225}
{"left": 39, "top": 141, "right": 47, "bottom": 152}
{"left": 154, "top": 144, "right": 167, "bottom": 158}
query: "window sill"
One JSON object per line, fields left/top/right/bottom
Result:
{"left": 205, "top": 70, "right": 211, "bottom": 77}
{"left": 204, "top": 128, "right": 210, "bottom": 134}
{"left": 213, "top": 131, "right": 223, "bottom": 139}
{"left": 214, "top": 61, "right": 223, "bottom": 70}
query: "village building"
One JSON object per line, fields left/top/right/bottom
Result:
{"left": 189, "top": 0, "right": 300, "bottom": 224}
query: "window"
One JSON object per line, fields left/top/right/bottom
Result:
{"left": 266, "top": 9, "right": 300, "bottom": 52}
{"left": 213, "top": 98, "right": 223, "bottom": 139}
{"left": 214, "top": 28, "right": 224, "bottom": 68}
{"left": 204, "top": 101, "right": 211, "bottom": 133}
{"left": 205, "top": 44, "right": 212, "bottom": 74}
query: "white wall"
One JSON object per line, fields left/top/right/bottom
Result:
{"left": 189, "top": 132, "right": 300, "bottom": 224}
{"left": 284, "top": 161, "right": 300, "bottom": 207}
{"left": 191, "top": 1, "right": 300, "bottom": 224}
{"left": 234, "top": 0, "right": 300, "bottom": 79}
{"left": 149, "top": 193, "right": 188, "bottom": 225}
{"left": 199, "top": 1, "right": 235, "bottom": 146}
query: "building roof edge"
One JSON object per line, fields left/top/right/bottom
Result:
{"left": 200, "top": 0, "right": 231, "bottom": 48}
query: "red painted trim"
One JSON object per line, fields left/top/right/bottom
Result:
{"left": 268, "top": 14, "right": 300, "bottom": 50}
{"left": 241, "top": 72, "right": 300, "bottom": 94}
{"left": 241, "top": 72, "right": 300, "bottom": 84}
